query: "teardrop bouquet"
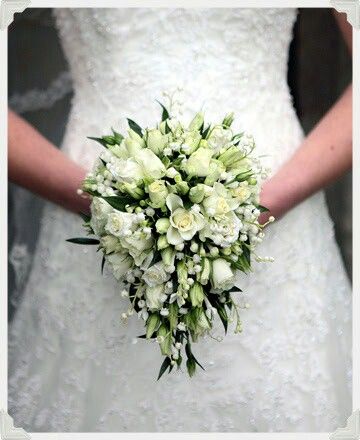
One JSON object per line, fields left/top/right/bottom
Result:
{"left": 68, "top": 101, "right": 274, "bottom": 379}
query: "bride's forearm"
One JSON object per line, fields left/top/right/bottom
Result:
{"left": 8, "top": 109, "right": 90, "bottom": 214}
{"left": 260, "top": 84, "right": 352, "bottom": 221}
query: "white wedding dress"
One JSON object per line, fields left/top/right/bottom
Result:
{"left": 8, "top": 8, "right": 352, "bottom": 432}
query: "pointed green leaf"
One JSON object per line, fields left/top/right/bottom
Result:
{"left": 157, "top": 357, "right": 171, "bottom": 381}
{"left": 87, "top": 136, "right": 109, "bottom": 148}
{"left": 66, "top": 238, "right": 100, "bottom": 245}
{"left": 102, "top": 196, "right": 133, "bottom": 211}
{"left": 127, "top": 118, "right": 143, "bottom": 137}
{"left": 156, "top": 100, "right": 170, "bottom": 121}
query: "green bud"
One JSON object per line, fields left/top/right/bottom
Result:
{"left": 148, "top": 180, "right": 168, "bottom": 208}
{"left": 174, "top": 174, "right": 183, "bottom": 184}
{"left": 199, "top": 258, "right": 211, "bottom": 285}
{"left": 157, "top": 235, "right": 169, "bottom": 251}
{"left": 183, "top": 130, "right": 202, "bottom": 154}
{"left": 218, "top": 145, "right": 244, "bottom": 168}
{"left": 168, "top": 303, "right": 179, "bottom": 331}
{"left": 122, "top": 183, "right": 144, "bottom": 200}
{"left": 146, "top": 129, "right": 168, "bottom": 155}
{"left": 157, "top": 324, "right": 171, "bottom": 356}
{"left": 248, "top": 177, "right": 257, "bottom": 186}
{"left": 221, "top": 247, "right": 232, "bottom": 256}
{"left": 199, "top": 245, "right": 206, "bottom": 257}
{"left": 189, "top": 112, "right": 204, "bottom": 131}
{"left": 177, "top": 260, "right": 188, "bottom": 285}
{"left": 146, "top": 313, "right": 161, "bottom": 339}
{"left": 189, "top": 282, "right": 205, "bottom": 308}
{"left": 189, "top": 184, "right": 206, "bottom": 204}
{"left": 156, "top": 218, "right": 170, "bottom": 234}
{"left": 161, "top": 247, "right": 175, "bottom": 267}
{"left": 222, "top": 112, "right": 235, "bottom": 128}
{"left": 175, "top": 181, "right": 189, "bottom": 195}
{"left": 204, "top": 159, "right": 226, "bottom": 186}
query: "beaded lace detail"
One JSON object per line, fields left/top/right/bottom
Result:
{"left": 8, "top": 8, "right": 351, "bottom": 432}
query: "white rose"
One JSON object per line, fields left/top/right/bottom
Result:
{"left": 202, "top": 182, "right": 239, "bottom": 217}
{"left": 120, "top": 234, "right": 154, "bottom": 266}
{"left": 106, "top": 251, "right": 133, "bottom": 281}
{"left": 90, "top": 197, "right": 113, "bottom": 235}
{"left": 148, "top": 180, "right": 169, "bottom": 208}
{"left": 105, "top": 211, "right": 138, "bottom": 238}
{"left": 100, "top": 235, "right": 122, "bottom": 254}
{"left": 231, "top": 184, "right": 252, "bottom": 203}
{"left": 166, "top": 194, "right": 205, "bottom": 245}
{"left": 211, "top": 258, "right": 235, "bottom": 290}
{"left": 199, "top": 211, "right": 241, "bottom": 247}
{"left": 108, "top": 157, "right": 144, "bottom": 184}
{"left": 135, "top": 148, "right": 166, "bottom": 181}
{"left": 143, "top": 261, "right": 171, "bottom": 287}
{"left": 183, "top": 147, "right": 214, "bottom": 177}
{"left": 145, "top": 284, "right": 165, "bottom": 311}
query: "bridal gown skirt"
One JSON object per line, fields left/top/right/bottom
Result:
{"left": 8, "top": 7, "right": 352, "bottom": 433}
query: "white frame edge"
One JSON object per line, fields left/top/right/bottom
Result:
{"left": 0, "top": 0, "right": 30, "bottom": 30}
{"left": 0, "top": 1, "right": 359, "bottom": 439}
{"left": 0, "top": 409, "right": 31, "bottom": 439}
{"left": 330, "top": 0, "right": 360, "bottom": 28}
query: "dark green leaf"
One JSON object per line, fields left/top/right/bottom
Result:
{"left": 148, "top": 250, "right": 162, "bottom": 268}
{"left": 79, "top": 212, "right": 91, "bottom": 223}
{"left": 186, "top": 358, "right": 196, "bottom": 377}
{"left": 157, "top": 357, "right": 171, "bottom": 381}
{"left": 225, "top": 286, "right": 243, "bottom": 294}
{"left": 164, "top": 120, "right": 172, "bottom": 134}
{"left": 101, "top": 255, "right": 106, "bottom": 274}
{"left": 202, "top": 124, "right": 211, "bottom": 139}
{"left": 66, "top": 238, "right": 100, "bottom": 245}
{"left": 127, "top": 118, "right": 143, "bottom": 137}
{"left": 87, "top": 136, "right": 109, "bottom": 148}
{"left": 258, "top": 205, "right": 270, "bottom": 213}
{"left": 102, "top": 196, "right": 133, "bottom": 211}
{"left": 156, "top": 100, "right": 170, "bottom": 121}
{"left": 218, "top": 306, "right": 228, "bottom": 334}
{"left": 111, "top": 127, "right": 124, "bottom": 144}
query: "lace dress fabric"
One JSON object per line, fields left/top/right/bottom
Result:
{"left": 8, "top": 8, "right": 352, "bottom": 432}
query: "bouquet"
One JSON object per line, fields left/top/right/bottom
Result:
{"left": 68, "top": 100, "right": 274, "bottom": 379}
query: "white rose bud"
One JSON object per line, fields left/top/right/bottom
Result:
{"left": 211, "top": 258, "right": 235, "bottom": 290}
{"left": 189, "top": 184, "right": 206, "bottom": 204}
{"left": 148, "top": 180, "right": 169, "bottom": 208}
{"left": 100, "top": 235, "right": 121, "bottom": 254}
{"left": 146, "top": 129, "right": 168, "bottom": 155}
{"left": 184, "top": 147, "right": 214, "bottom": 177}
{"left": 155, "top": 218, "right": 171, "bottom": 234}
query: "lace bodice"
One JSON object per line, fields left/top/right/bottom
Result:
{"left": 8, "top": 8, "right": 352, "bottom": 433}
{"left": 54, "top": 8, "right": 300, "bottom": 170}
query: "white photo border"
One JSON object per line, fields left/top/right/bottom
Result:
{"left": 1, "top": 1, "right": 359, "bottom": 438}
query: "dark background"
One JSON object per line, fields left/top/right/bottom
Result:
{"left": 8, "top": 8, "right": 353, "bottom": 320}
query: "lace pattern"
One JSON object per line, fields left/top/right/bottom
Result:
{"left": 8, "top": 8, "right": 352, "bottom": 432}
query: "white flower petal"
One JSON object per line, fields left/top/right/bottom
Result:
{"left": 166, "top": 193, "right": 184, "bottom": 212}
{"left": 167, "top": 225, "right": 184, "bottom": 245}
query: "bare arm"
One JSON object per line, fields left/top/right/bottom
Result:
{"left": 8, "top": 109, "right": 90, "bottom": 214}
{"left": 260, "top": 13, "right": 352, "bottom": 222}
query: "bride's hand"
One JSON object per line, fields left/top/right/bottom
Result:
{"left": 8, "top": 109, "right": 91, "bottom": 214}
{"left": 258, "top": 84, "right": 352, "bottom": 226}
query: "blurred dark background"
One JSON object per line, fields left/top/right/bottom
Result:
{"left": 8, "top": 8, "right": 352, "bottom": 320}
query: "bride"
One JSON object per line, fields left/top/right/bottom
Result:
{"left": 8, "top": 8, "right": 352, "bottom": 432}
